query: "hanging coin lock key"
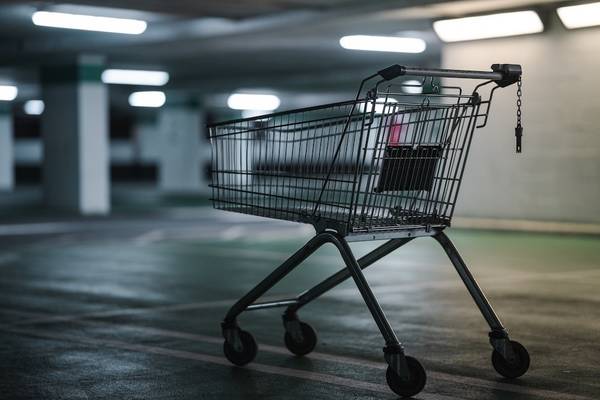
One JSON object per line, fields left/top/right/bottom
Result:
{"left": 515, "top": 76, "right": 523, "bottom": 153}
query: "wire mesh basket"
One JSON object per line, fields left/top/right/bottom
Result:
{"left": 209, "top": 64, "right": 522, "bottom": 238}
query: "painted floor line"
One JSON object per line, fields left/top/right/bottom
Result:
{"left": 0, "top": 222, "right": 79, "bottom": 236}
{"left": 23, "top": 313, "right": 589, "bottom": 400}
{"left": 0, "top": 325, "right": 464, "bottom": 400}
{"left": 0, "top": 308, "right": 48, "bottom": 320}
{"left": 4, "top": 292, "right": 584, "bottom": 345}
{"left": 106, "top": 324, "right": 593, "bottom": 400}
{"left": 2, "top": 306, "right": 595, "bottom": 400}
{"left": 133, "top": 229, "right": 165, "bottom": 246}
{"left": 8, "top": 294, "right": 294, "bottom": 326}
{"left": 219, "top": 226, "right": 246, "bottom": 241}
{"left": 9, "top": 299, "right": 237, "bottom": 326}
{"left": 8, "top": 282, "right": 598, "bottom": 341}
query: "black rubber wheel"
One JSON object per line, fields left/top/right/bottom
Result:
{"left": 386, "top": 356, "right": 427, "bottom": 398}
{"left": 223, "top": 330, "right": 257, "bottom": 366}
{"left": 492, "top": 340, "right": 530, "bottom": 379}
{"left": 284, "top": 322, "right": 317, "bottom": 356}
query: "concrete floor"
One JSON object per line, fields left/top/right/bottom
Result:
{"left": 0, "top": 200, "right": 599, "bottom": 399}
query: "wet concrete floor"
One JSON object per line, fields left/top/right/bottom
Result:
{"left": 0, "top": 206, "right": 599, "bottom": 399}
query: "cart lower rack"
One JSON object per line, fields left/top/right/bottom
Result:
{"left": 209, "top": 63, "right": 529, "bottom": 398}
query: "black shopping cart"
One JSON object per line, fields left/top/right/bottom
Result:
{"left": 209, "top": 63, "right": 528, "bottom": 398}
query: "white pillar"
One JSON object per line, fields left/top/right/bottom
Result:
{"left": 41, "top": 56, "right": 110, "bottom": 214}
{"left": 0, "top": 103, "right": 14, "bottom": 191}
{"left": 158, "top": 102, "right": 209, "bottom": 193}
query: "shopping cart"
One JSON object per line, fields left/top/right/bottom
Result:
{"left": 209, "top": 63, "right": 528, "bottom": 398}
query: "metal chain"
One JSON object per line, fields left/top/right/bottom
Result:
{"left": 516, "top": 76, "right": 522, "bottom": 127}
{"left": 515, "top": 76, "right": 523, "bottom": 153}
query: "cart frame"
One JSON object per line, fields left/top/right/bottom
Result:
{"left": 211, "top": 63, "right": 529, "bottom": 398}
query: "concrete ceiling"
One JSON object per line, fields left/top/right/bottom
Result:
{"left": 0, "top": 0, "right": 572, "bottom": 108}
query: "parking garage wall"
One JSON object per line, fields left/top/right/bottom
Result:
{"left": 443, "top": 18, "right": 600, "bottom": 224}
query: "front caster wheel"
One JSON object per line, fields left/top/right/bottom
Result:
{"left": 284, "top": 322, "right": 317, "bottom": 356}
{"left": 492, "top": 340, "right": 530, "bottom": 379}
{"left": 386, "top": 356, "right": 427, "bottom": 398}
{"left": 223, "top": 330, "right": 257, "bottom": 366}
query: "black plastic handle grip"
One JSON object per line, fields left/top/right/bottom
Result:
{"left": 377, "top": 64, "right": 522, "bottom": 87}
{"left": 491, "top": 64, "right": 522, "bottom": 87}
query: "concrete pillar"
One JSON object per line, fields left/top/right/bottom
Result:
{"left": 41, "top": 56, "right": 110, "bottom": 214}
{"left": 0, "top": 103, "right": 14, "bottom": 191}
{"left": 158, "top": 101, "right": 208, "bottom": 193}
{"left": 131, "top": 114, "right": 159, "bottom": 166}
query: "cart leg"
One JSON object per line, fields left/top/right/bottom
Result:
{"left": 221, "top": 232, "right": 331, "bottom": 364}
{"left": 281, "top": 237, "right": 415, "bottom": 361}
{"left": 433, "top": 231, "right": 530, "bottom": 378}
{"left": 433, "top": 231, "right": 505, "bottom": 332}
{"left": 286, "top": 237, "right": 414, "bottom": 315}
{"left": 223, "top": 232, "right": 331, "bottom": 325}
{"left": 325, "top": 232, "right": 414, "bottom": 381}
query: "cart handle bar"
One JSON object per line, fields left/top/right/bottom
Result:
{"left": 377, "top": 64, "right": 521, "bottom": 87}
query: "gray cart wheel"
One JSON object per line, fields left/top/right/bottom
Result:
{"left": 385, "top": 356, "right": 427, "bottom": 398}
{"left": 284, "top": 322, "right": 317, "bottom": 356}
{"left": 223, "top": 330, "right": 257, "bottom": 366}
{"left": 492, "top": 340, "right": 530, "bottom": 378}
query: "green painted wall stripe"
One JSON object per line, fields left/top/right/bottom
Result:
{"left": 42, "top": 64, "right": 103, "bottom": 84}
{"left": 133, "top": 111, "right": 159, "bottom": 124}
{"left": 0, "top": 102, "right": 11, "bottom": 113}
{"left": 164, "top": 98, "right": 200, "bottom": 109}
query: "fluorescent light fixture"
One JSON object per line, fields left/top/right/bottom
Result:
{"left": 32, "top": 11, "right": 147, "bottom": 35}
{"left": 359, "top": 97, "right": 398, "bottom": 114}
{"left": 128, "top": 91, "right": 165, "bottom": 108}
{"left": 227, "top": 93, "right": 280, "bottom": 111}
{"left": 557, "top": 2, "right": 600, "bottom": 29}
{"left": 24, "top": 100, "right": 44, "bottom": 115}
{"left": 0, "top": 85, "right": 18, "bottom": 101}
{"left": 433, "top": 11, "right": 543, "bottom": 42}
{"left": 339, "top": 35, "right": 426, "bottom": 53}
{"left": 402, "top": 80, "right": 423, "bottom": 95}
{"left": 102, "top": 69, "right": 169, "bottom": 86}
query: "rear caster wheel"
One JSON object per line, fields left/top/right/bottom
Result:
{"left": 492, "top": 340, "right": 530, "bottom": 378}
{"left": 284, "top": 322, "right": 317, "bottom": 356}
{"left": 385, "top": 356, "right": 427, "bottom": 398}
{"left": 223, "top": 330, "right": 257, "bottom": 366}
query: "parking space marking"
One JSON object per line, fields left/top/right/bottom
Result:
{"left": 103, "top": 324, "right": 594, "bottom": 400}
{"left": 133, "top": 229, "right": 165, "bottom": 246}
{"left": 6, "top": 310, "right": 592, "bottom": 400}
{"left": 8, "top": 294, "right": 294, "bottom": 326}
{"left": 0, "top": 222, "right": 78, "bottom": 236}
{"left": 8, "top": 300, "right": 237, "bottom": 326}
{"left": 0, "top": 325, "right": 465, "bottom": 400}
